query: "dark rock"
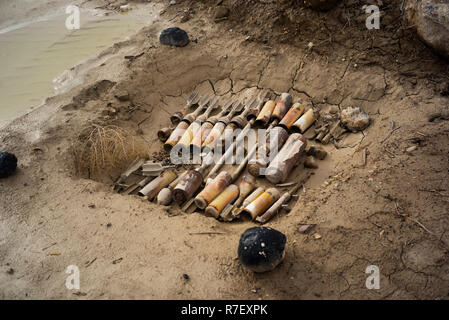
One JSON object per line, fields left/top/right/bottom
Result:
{"left": 159, "top": 27, "right": 190, "bottom": 47}
{"left": 304, "top": 0, "right": 340, "bottom": 11}
{"left": 0, "top": 152, "right": 18, "bottom": 178}
{"left": 238, "top": 227, "right": 286, "bottom": 273}
{"left": 340, "top": 106, "right": 370, "bottom": 132}
{"left": 405, "top": 0, "right": 449, "bottom": 59}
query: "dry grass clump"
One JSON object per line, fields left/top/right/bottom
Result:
{"left": 72, "top": 124, "right": 149, "bottom": 178}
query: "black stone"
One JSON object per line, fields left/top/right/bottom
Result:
{"left": 238, "top": 227, "right": 286, "bottom": 273}
{"left": 0, "top": 152, "right": 17, "bottom": 178}
{"left": 159, "top": 27, "right": 190, "bottom": 47}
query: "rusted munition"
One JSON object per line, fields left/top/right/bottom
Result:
{"left": 195, "top": 171, "right": 232, "bottom": 209}
{"left": 164, "top": 121, "right": 190, "bottom": 151}
{"left": 279, "top": 103, "right": 305, "bottom": 130}
{"left": 201, "top": 100, "right": 243, "bottom": 153}
{"left": 271, "top": 93, "right": 292, "bottom": 122}
{"left": 231, "top": 186, "right": 265, "bottom": 219}
{"left": 157, "top": 127, "right": 173, "bottom": 142}
{"left": 138, "top": 169, "right": 177, "bottom": 201}
{"left": 172, "top": 168, "right": 205, "bottom": 204}
{"left": 220, "top": 174, "right": 256, "bottom": 221}
{"left": 291, "top": 108, "right": 318, "bottom": 134}
{"left": 205, "top": 184, "right": 239, "bottom": 218}
{"left": 170, "top": 92, "right": 198, "bottom": 125}
{"left": 205, "top": 121, "right": 253, "bottom": 182}
{"left": 255, "top": 100, "right": 276, "bottom": 127}
{"left": 156, "top": 172, "right": 187, "bottom": 206}
{"left": 247, "top": 126, "right": 289, "bottom": 177}
{"left": 191, "top": 100, "right": 234, "bottom": 154}
{"left": 265, "top": 133, "right": 307, "bottom": 184}
{"left": 195, "top": 143, "right": 256, "bottom": 210}
{"left": 242, "top": 187, "right": 265, "bottom": 208}
{"left": 164, "top": 96, "right": 211, "bottom": 151}
{"left": 176, "top": 96, "right": 219, "bottom": 151}
{"left": 241, "top": 188, "right": 280, "bottom": 220}
{"left": 214, "top": 94, "right": 266, "bottom": 153}
{"left": 256, "top": 183, "right": 301, "bottom": 224}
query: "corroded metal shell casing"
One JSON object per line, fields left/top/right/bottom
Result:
{"left": 157, "top": 127, "right": 173, "bottom": 143}
{"left": 214, "top": 122, "right": 239, "bottom": 153}
{"left": 181, "top": 112, "right": 196, "bottom": 124}
{"left": 279, "top": 103, "right": 305, "bottom": 130}
{"left": 248, "top": 126, "right": 289, "bottom": 177}
{"left": 138, "top": 169, "right": 177, "bottom": 200}
{"left": 205, "top": 184, "right": 239, "bottom": 218}
{"left": 242, "top": 187, "right": 265, "bottom": 208}
{"left": 255, "top": 100, "right": 276, "bottom": 127}
{"left": 246, "top": 107, "right": 260, "bottom": 121}
{"left": 164, "top": 121, "right": 189, "bottom": 151}
{"left": 191, "top": 121, "right": 214, "bottom": 154}
{"left": 170, "top": 111, "right": 185, "bottom": 126}
{"left": 202, "top": 121, "right": 226, "bottom": 151}
{"left": 242, "top": 188, "right": 280, "bottom": 220}
{"left": 291, "top": 108, "right": 317, "bottom": 133}
{"left": 256, "top": 192, "right": 291, "bottom": 224}
{"left": 235, "top": 174, "right": 256, "bottom": 207}
{"left": 265, "top": 133, "right": 307, "bottom": 184}
{"left": 272, "top": 93, "right": 293, "bottom": 121}
{"left": 195, "top": 171, "right": 232, "bottom": 209}
{"left": 173, "top": 170, "right": 203, "bottom": 204}
{"left": 230, "top": 115, "right": 248, "bottom": 129}
{"left": 177, "top": 120, "right": 201, "bottom": 149}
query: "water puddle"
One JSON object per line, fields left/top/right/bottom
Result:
{"left": 0, "top": 7, "right": 155, "bottom": 126}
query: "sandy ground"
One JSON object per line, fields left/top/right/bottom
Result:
{"left": 1, "top": 0, "right": 448, "bottom": 299}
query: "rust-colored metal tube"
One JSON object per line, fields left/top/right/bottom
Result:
{"left": 156, "top": 171, "right": 188, "bottom": 206}
{"left": 256, "top": 183, "right": 301, "bottom": 224}
{"left": 176, "top": 97, "right": 218, "bottom": 151}
{"left": 242, "top": 187, "right": 265, "bottom": 208}
{"left": 220, "top": 174, "right": 256, "bottom": 221}
{"left": 205, "top": 184, "right": 239, "bottom": 218}
{"left": 271, "top": 93, "right": 292, "bottom": 122}
{"left": 138, "top": 169, "right": 177, "bottom": 200}
{"left": 255, "top": 100, "right": 275, "bottom": 127}
{"left": 265, "top": 133, "right": 307, "bottom": 184}
{"left": 164, "top": 121, "right": 189, "bottom": 151}
{"left": 157, "top": 127, "right": 173, "bottom": 142}
{"left": 241, "top": 188, "right": 280, "bottom": 220}
{"left": 248, "top": 126, "right": 289, "bottom": 177}
{"left": 191, "top": 100, "right": 233, "bottom": 153}
{"left": 172, "top": 169, "right": 204, "bottom": 204}
{"left": 290, "top": 108, "right": 317, "bottom": 133}
{"left": 279, "top": 103, "right": 305, "bottom": 130}
{"left": 194, "top": 171, "right": 232, "bottom": 209}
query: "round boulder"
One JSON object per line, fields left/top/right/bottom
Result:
{"left": 340, "top": 106, "right": 370, "bottom": 132}
{"left": 0, "top": 152, "right": 18, "bottom": 178}
{"left": 159, "top": 27, "right": 190, "bottom": 47}
{"left": 405, "top": 0, "right": 449, "bottom": 59}
{"left": 238, "top": 227, "right": 286, "bottom": 273}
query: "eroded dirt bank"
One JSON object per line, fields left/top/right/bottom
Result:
{"left": 1, "top": 0, "right": 448, "bottom": 299}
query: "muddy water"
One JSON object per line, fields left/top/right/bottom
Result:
{"left": 0, "top": 9, "right": 151, "bottom": 126}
